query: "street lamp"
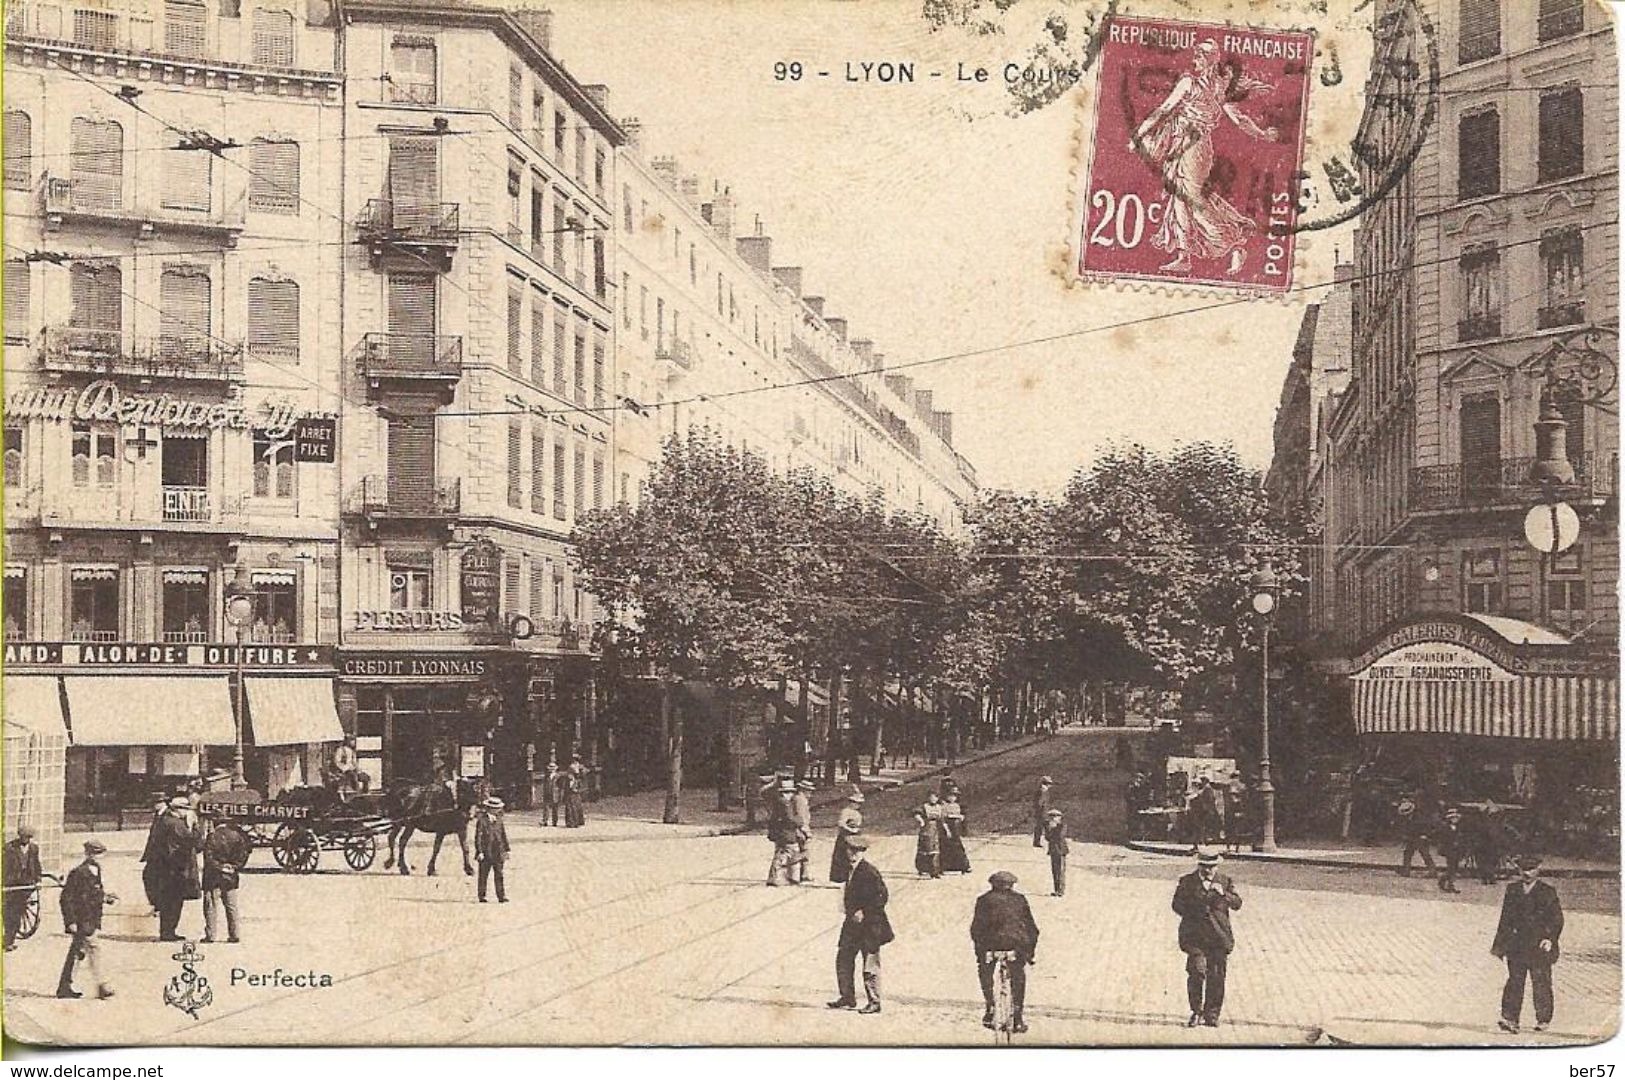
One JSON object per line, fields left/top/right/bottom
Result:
{"left": 223, "top": 565, "right": 255, "bottom": 790}
{"left": 1248, "top": 563, "right": 1279, "bottom": 852}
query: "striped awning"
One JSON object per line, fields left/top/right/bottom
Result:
{"left": 1350, "top": 617, "right": 1618, "bottom": 741}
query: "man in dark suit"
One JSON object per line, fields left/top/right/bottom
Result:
{"left": 1042, "top": 809, "right": 1070, "bottom": 896}
{"left": 828, "top": 834, "right": 893, "bottom": 1015}
{"left": 1436, "top": 805, "right": 1465, "bottom": 893}
{"left": 1171, "top": 848, "right": 1242, "bottom": 1027}
{"left": 1031, "top": 776, "right": 1053, "bottom": 847}
{"left": 1493, "top": 854, "right": 1564, "bottom": 1034}
{"left": 3, "top": 823, "right": 43, "bottom": 950}
{"left": 57, "top": 839, "right": 115, "bottom": 1000}
{"left": 970, "top": 870, "right": 1039, "bottom": 1032}
{"left": 153, "top": 796, "right": 201, "bottom": 941}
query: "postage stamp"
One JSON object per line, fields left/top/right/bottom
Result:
{"left": 1077, "top": 16, "right": 1315, "bottom": 294}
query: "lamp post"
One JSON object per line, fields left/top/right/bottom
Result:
{"left": 223, "top": 565, "right": 255, "bottom": 790}
{"left": 1248, "top": 563, "right": 1279, "bottom": 852}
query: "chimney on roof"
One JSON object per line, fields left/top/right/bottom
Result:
{"left": 709, "top": 187, "right": 735, "bottom": 240}
{"left": 886, "top": 374, "right": 913, "bottom": 399}
{"left": 651, "top": 155, "right": 679, "bottom": 187}
{"left": 619, "top": 116, "right": 642, "bottom": 153}
{"left": 773, "top": 266, "right": 803, "bottom": 296}
{"left": 1334, "top": 261, "right": 1355, "bottom": 283}
{"left": 870, "top": 351, "right": 885, "bottom": 372}
{"left": 850, "top": 339, "right": 874, "bottom": 365}
{"left": 514, "top": 7, "right": 554, "bottom": 53}
{"left": 826, "top": 317, "right": 848, "bottom": 342}
{"left": 934, "top": 412, "right": 954, "bottom": 445}
{"left": 737, "top": 235, "right": 772, "bottom": 274}
{"left": 583, "top": 84, "right": 610, "bottom": 112}
{"left": 803, "top": 296, "right": 825, "bottom": 318}
{"left": 680, "top": 175, "right": 702, "bottom": 204}
{"left": 914, "top": 389, "right": 934, "bottom": 415}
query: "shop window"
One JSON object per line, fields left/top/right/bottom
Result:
{"left": 389, "top": 565, "right": 431, "bottom": 609}
{"left": 1462, "top": 549, "right": 1503, "bottom": 615}
{"left": 251, "top": 573, "right": 297, "bottom": 641}
{"left": 69, "top": 568, "right": 120, "bottom": 641}
{"left": 1548, "top": 549, "right": 1587, "bottom": 633}
{"left": 389, "top": 37, "right": 437, "bottom": 104}
{"left": 161, "top": 569, "right": 211, "bottom": 643}
{"left": 4, "top": 569, "right": 27, "bottom": 641}
{"left": 71, "top": 423, "right": 117, "bottom": 487}
{"left": 252, "top": 430, "right": 295, "bottom": 498}
{"left": 3, "top": 426, "right": 21, "bottom": 488}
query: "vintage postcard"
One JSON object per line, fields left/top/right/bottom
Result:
{"left": 0, "top": 0, "right": 1618, "bottom": 1057}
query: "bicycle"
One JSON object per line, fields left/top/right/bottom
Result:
{"left": 986, "top": 949, "right": 1020, "bottom": 1044}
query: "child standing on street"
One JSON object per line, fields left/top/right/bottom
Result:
{"left": 475, "top": 797, "right": 511, "bottom": 903}
{"left": 1043, "top": 808, "right": 1070, "bottom": 896}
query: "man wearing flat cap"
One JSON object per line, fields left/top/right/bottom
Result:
{"left": 970, "top": 870, "right": 1040, "bottom": 1032}
{"left": 57, "top": 840, "right": 115, "bottom": 1000}
{"left": 1171, "top": 847, "right": 1242, "bottom": 1027}
{"left": 828, "top": 834, "right": 893, "bottom": 1014}
{"left": 1492, "top": 854, "right": 1564, "bottom": 1033}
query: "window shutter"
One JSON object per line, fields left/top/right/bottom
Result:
{"left": 530, "top": 303, "right": 547, "bottom": 386}
{"left": 74, "top": 10, "right": 117, "bottom": 49}
{"left": 552, "top": 440, "right": 566, "bottom": 520}
{"left": 592, "top": 452, "right": 604, "bottom": 509}
{"left": 507, "top": 420, "right": 524, "bottom": 509}
{"left": 503, "top": 560, "right": 521, "bottom": 614}
{"left": 1538, "top": 0, "right": 1584, "bottom": 41}
{"left": 387, "top": 137, "right": 439, "bottom": 230}
{"left": 387, "top": 415, "right": 435, "bottom": 508}
{"left": 530, "top": 565, "right": 546, "bottom": 620}
{"left": 160, "top": 268, "right": 211, "bottom": 359}
{"left": 248, "top": 139, "right": 299, "bottom": 213}
{"left": 1553, "top": 388, "right": 1586, "bottom": 466}
{"left": 573, "top": 444, "right": 586, "bottom": 516}
{"left": 1538, "top": 87, "right": 1583, "bottom": 183}
{"left": 4, "top": 112, "right": 31, "bottom": 191}
{"left": 573, "top": 327, "right": 586, "bottom": 404}
{"left": 1459, "top": 394, "right": 1502, "bottom": 496}
{"left": 164, "top": 0, "right": 207, "bottom": 57}
{"left": 389, "top": 39, "right": 437, "bottom": 103}
{"left": 71, "top": 118, "right": 123, "bottom": 211}
{"left": 388, "top": 274, "right": 437, "bottom": 370}
{"left": 1457, "top": 110, "right": 1499, "bottom": 199}
{"left": 162, "top": 148, "right": 212, "bottom": 212}
{"left": 507, "top": 288, "right": 523, "bottom": 373}
{"left": 593, "top": 339, "right": 605, "bottom": 408}
{"left": 252, "top": 10, "right": 296, "bottom": 67}
{"left": 531, "top": 433, "right": 546, "bottom": 512}
{"left": 552, "top": 313, "right": 566, "bottom": 393}
{"left": 4, "top": 261, "right": 29, "bottom": 342}
{"left": 69, "top": 263, "right": 121, "bottom": 333}
{"left": 509, "top": 66, "right": 524, "bottom": 129}
{"left": 247, "top": 278, "right": 299, "bottom": 359}
{"left": 1459, "top": 0, "right": 1500, "bottom": 62}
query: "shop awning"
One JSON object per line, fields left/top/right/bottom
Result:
{"left": 64, "top": 676, "right": 236, "bottom": 745}
{"left": 2, "top": 676, "right": 67, "bottom": 738}
{"left": 785, "top": 680, "right": 830, "bottom": 710}
{"left": 246, "top": 678, "right": 343, "bottom": 746}
{"left": 1349, "top": 615, "right": 1618, "bottom": 741}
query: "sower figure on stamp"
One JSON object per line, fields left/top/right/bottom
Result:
{"left": 475, "top": 797, "right": 511, "bottom": 903}
{"left": 57, "top": 840, "right": 115, "bottom": 1000}
{"left": 827, "top": 834, "right": 892, "bottom": 1014}
{"left": 1171, "top": 848, "right": 1242, "bottom": 1028}
{"left": 1493, "top": 855, "right": 1563, "bottom": 1034}
{"left": 970, "top": 871, "right": 1039, "bottom": 1033}
{"left": 4, "top": 823, "right": 42, "bottom": 951}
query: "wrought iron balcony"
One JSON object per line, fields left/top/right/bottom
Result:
{"left": 353, "top": 332, "right": 463, "bottom": 396}
{"left": 655, "top": 338, "right": 694, "bottom": 370}
{"left": 385, "top": 80, "right": 439, "bottom": 105}
{"left": 357, "top": 199, "right": 459, "bottom": 270}
{"left": 161, "top": 485, "right": 212, "bottom": 522}
{"left": 40, "top": 326, "right": 246, "bottom": 383}
{"left": 41, "top": 175, "right": 245, "bottom": 242}
{"left": 1409, "top": 453, "right": 1615, "bottom": 512}
{"left": 1457, "top": 314, "right": 1502, "bottom": 343}
{"left": 355, "top": 474, "right": 461, "bottom": 521}
{"left": 1537, "top": 302, "right": 1586, "bottom": 331}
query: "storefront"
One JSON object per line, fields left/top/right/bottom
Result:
{"left": 1347, "top": 613, "right": 1619, "bottom": 854}
{"left": 3, "top": 641, "right": 342, "bottom": 819}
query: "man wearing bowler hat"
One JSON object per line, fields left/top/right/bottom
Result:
{"left": 828, "top": 834, "right": 893, "bottom": 1014}
{"left": 970, "top": 870, "right": 1040, "bottom": 1032}
{"left": 1493, "top": 854, "right": 1564, "bottom": 1033}
{"left": 1171, "top": 847, "right": 1242, "bottom": 1027}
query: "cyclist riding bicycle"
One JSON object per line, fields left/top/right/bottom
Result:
{"left": 970, "top": 870, "right": 1040, "bottom": 1033}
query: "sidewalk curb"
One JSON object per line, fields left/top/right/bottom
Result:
{"left": 1125, "top": 840, "right": 1619, "bottom": 880}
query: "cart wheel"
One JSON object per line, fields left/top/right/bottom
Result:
{"left": 16, "top": 888, "right": 39, "bottom": 940}
{"left": 273, "top": 826, "right": 321, "bottom": 873}
{"left": 343, "top": 831, "right": 377, "bottom": 871}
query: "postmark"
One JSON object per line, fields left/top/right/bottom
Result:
{"left": 1077, "top": 16, "right": 1315, "bottom": 293}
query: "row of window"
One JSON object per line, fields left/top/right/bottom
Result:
{"left": 3, "top": 259, "right": 302, "bottom": 359}
{"left": 502, "top": 162, "right": 608, "bottom": 300}
{"left": 384, "top": 558, "right": 588, "bottom": 626}
{"left": 3, "top": 112, "right": 302, "bottom": 213}
{"left": 9, "top": 2, "right": 304, "bottom": 69}
{"left": 1458, "top": 0, "right": 1587, "bottom": 65}
{"left": 3, "top": 423, "right": 297, "bottom": 502}
{"left": 2, "top": 565, "right": 298, "bottom": 643}
{"left": 504, "top": 280, "right": 606, "bottom": 406}
{"left": 1457, "top": 86, "right": 1586, "bottom": 200}
{"left": 503, "top": 422, "right": 607, "bottom": 522}
{"left": 1457, "top": 226, "right": 1585, "bottom": 342}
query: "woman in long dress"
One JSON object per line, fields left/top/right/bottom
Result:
{"left": 914, "top": 791, "right": 945, "bottom": 878}
{"left": 939, "top": 792, "right": 971, "bottom": 874}
{"left": 829, "top": 790, "right": 865, "bottom": 883}
{"left": 1131, "top": 39, "right": 1280, "bottom": 275}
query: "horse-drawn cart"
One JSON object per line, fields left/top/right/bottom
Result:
{"left": 199, "top": 787, "right": 392, "bottom": 874}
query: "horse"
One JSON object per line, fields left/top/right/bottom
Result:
{"left": 382, "top": 777, "right": 478, "bottom": 876}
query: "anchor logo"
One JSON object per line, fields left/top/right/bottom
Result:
{"left": 162, "top": 941, "right": 214, "bottom": 1019}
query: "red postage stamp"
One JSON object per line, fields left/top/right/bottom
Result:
{"left": 1077, "top": 16, "right": 1315, "bottom": 294}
